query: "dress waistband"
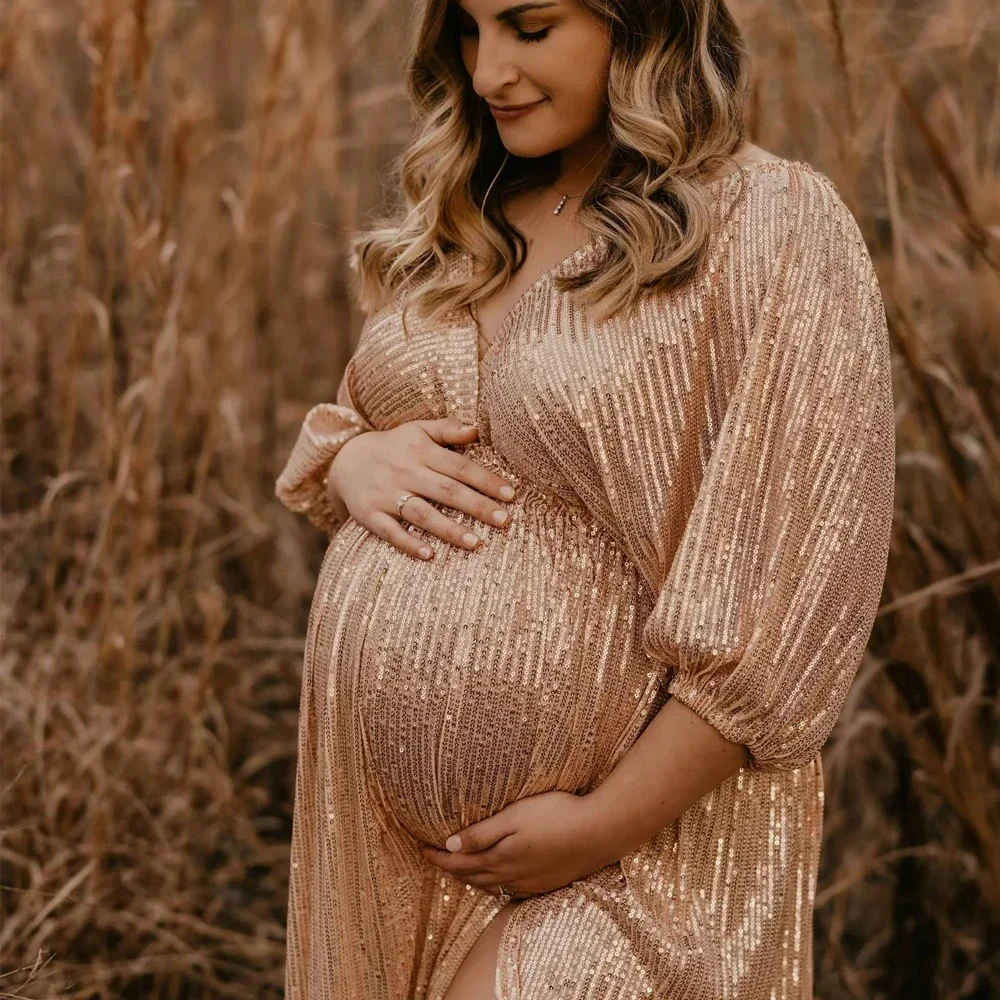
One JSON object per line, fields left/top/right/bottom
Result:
{"left": 454, "top": 438, "right": 633, "bottom": 561}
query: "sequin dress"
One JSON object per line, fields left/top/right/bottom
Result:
{"left": 275, "top": 158, "right": 895, "bottom": 999}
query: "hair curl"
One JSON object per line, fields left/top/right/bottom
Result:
{"left": 350, "top": 0, "right": 752, "bottom": 330}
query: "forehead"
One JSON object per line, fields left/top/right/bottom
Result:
{"left": 452, "top": 0, "right": 562, "bottom": 15}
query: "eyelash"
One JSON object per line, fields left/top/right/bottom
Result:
{"left": 514, "top": 26, "right": 550, "bottom": 43}
{"left": 458, "top": 24, "right": 552, "bottom": 44}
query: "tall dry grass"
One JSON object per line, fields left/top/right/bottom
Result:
{"left": 0, "top": 0, "right": 997, "bottom": 997}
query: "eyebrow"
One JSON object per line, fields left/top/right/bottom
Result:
{"left": 455, "top": 2, "right": 559, "bottom": 23}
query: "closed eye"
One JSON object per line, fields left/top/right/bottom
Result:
{"left": 456, "top": 20, "right": 553, "bottom": 44}
{"left": 514, "top": 26, "right": 551, "bottom": 43}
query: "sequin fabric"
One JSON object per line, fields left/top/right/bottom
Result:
{"left": 274, "top": 159, "right": 895, "bottom": 999}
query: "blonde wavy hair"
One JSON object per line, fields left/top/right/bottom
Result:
{"left": 350, "top": 0, "right": 752, "bottom": 330}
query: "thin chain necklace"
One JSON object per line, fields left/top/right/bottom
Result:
{"left": 474, "top": 185, "right": 586, "bottom": 359}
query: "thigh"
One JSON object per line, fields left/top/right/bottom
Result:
{"left": 441, "top": 901, "right": 520, "bottom": 1000}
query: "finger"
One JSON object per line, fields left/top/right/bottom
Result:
{"left": 419, "top": 844, "right": 496, "bottom": 878}
{"left": 428, "top": 447, "right": 517, "bottom": 507}
{"left": 439, "top": 420, "right": 480, "bottom": 444}
{"left": 416, "top": 468, "right": 513, "bottom": 533}
{"left": 445, "top": 814, "right": 515, "bottom": 854}
{"left": 416, "top": 844, "right": 530, "bottom": 899}
{"left": 452, "top": 870, "right": 509, "bottom": 893}
{"left": 416, "top": 414, "right": 480, "bottom": 445}
{"left": 395, "top": 493, "right": 486, "bottom": 552}
{"left": 365, "top": 511, "right": 435, "bottom": 561}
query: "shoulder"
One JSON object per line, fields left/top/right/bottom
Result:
{"left": 724, "top": 154, "right": 854, "bottom": 223}
{"left": 755, "top": 166, "right": 889, "bottom": 376}
{"left": 755, "top": 158, "right": 866, "bottom": 247}
{"left": 708, "top": 154, "right": 868, "bottom": 269}
{"left": 732, "top": 158, "right": 876, "bottom": 289}
{"left": 698, "top": 156, "right": 878, "bottom": 325}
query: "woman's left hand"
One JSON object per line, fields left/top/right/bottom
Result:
{"left": 417, "top": 790, "right": 618, "bottom": 899}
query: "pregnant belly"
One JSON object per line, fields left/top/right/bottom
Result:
{"left": 308, "top": 463, "right": 665, "bottom": 848}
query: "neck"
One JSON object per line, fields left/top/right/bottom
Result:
{"left": 556, "top": 131, "right": 610, "bottom": 194}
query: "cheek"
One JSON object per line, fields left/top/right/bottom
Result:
{"left": 560, "top": 78, "right": 608, "bottom": 118}
{"left": 544, "top": 34, "right": 610, "bottom": 112}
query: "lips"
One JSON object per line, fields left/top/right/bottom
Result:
{"left": 489, "top": 100, "right": 543, "bottom": 111}
{"left": 488, "top": 98, "right": 546, "bottom": 120}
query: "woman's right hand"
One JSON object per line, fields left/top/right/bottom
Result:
{"left": 326, "top": 415, "right": 517, "bottom": 560}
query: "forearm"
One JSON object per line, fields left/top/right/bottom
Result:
{"left": 584, "top": 692, "right": 751, "bottom": 866}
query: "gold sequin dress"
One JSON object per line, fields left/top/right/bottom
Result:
{"left": 275, "top": 158, "right": 895, "bottom": 999}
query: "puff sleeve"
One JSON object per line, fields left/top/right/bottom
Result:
{"left": 642, "top": 188, "right": 896, "bottom": 774}
{"left": 274, "top": 359, "right": 375, "bottom": 536}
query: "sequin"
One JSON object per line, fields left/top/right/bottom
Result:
{"left": 274, "top": 159, "right": 895, "bottom": 999}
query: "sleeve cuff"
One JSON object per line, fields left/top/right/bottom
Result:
{"left": 664, "top": 672, "right": 819, "bottom": 775}
{"left": 274, "top": 402, "right": 373, "bottom": 536}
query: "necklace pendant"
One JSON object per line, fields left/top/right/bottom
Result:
{"left": 553, "top": 193, "right": 568, "bottom": 215}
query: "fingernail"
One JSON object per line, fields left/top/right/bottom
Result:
{"left": 462, "top": 532, "right": 480, "bottom": 547}
{"left": 419, "top": 546, "right": 433, "bottom": 559}
{"left": 460, "top": 423, "right": 476, "bottom": 432}
{"left": 446, "top": 835, "right": 462, "bottom": 852}
{"left": 499, "top": 484, "right": 515, "bottom": 499}
{"left": 492, "top": 510, "right": 507, "bottom": 524}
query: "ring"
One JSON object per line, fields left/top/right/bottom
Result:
{"left": 396, "top": 492, "right": 415, "bottom": 518}
{"left": 497, "top": 883, "right": 512, "bottom": 904}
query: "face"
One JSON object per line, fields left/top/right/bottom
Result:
{"left": 454, "top": 0, "right": 611, "bottom": 161}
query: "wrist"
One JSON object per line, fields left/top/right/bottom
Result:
{"left": 326, "top": 431, "right": 368, "bottom": 518}
{"left": 577, "top": 786, "right": 633, "bottom": 869}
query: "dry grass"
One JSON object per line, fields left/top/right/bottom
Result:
{"left": 1, "top": 0, "right": 997, "bottom": 997}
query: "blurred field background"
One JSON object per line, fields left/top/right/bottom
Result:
{"left": 1, "top": 0, "right": 998, "bottom": 997}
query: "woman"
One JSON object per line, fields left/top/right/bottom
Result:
{"left": 274, "top": 0, "right": 895, "bottom": 996}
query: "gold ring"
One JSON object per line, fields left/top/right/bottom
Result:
{"left": 497, "top": 883, "right": 512, "bottom": 904}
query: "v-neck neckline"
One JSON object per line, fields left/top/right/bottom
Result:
{"left": 456, "top": 157, "right": 809, "bottom": 422}
{"left": 461, "top": 157, "right": 798, "bottom": 375}
{"left": 460, "top": 235, "right": 605, "bottom": 426}
{"left": 465, "top": 235, "right": 604, "bottom": 373}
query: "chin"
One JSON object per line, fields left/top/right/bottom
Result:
{"left": 496, "top": 131, "right": 566, "bottom": 160}
{"left": 501, "top": 142, "right": 557, "bottom": 159}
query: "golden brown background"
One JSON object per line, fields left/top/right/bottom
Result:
{"left": 1, "top": 0, "right": 998, "bottom": 997}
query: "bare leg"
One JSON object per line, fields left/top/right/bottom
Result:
{"left": 441, "top": 901, "right": 520, "bottom": 1000}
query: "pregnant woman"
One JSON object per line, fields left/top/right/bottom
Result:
{"left": 275, "top": 0, "right": 895, "bottom": 996}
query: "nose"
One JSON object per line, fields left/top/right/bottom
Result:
{"left": 469, "top": 35, "right": 520, "bottom": 101}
